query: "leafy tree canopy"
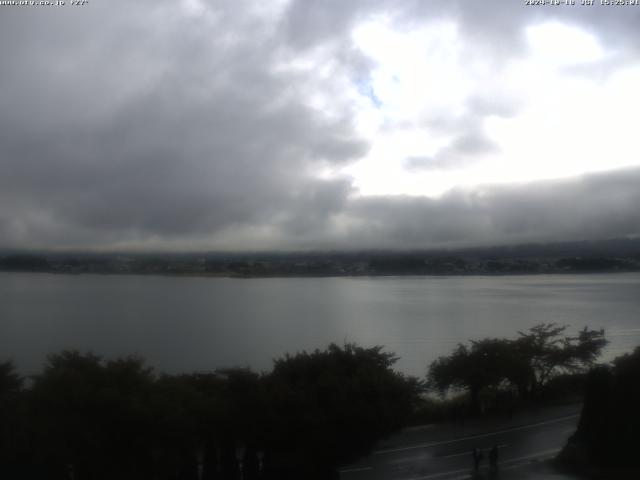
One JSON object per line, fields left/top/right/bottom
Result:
{"left": 427, "top": 323, "right": 607, "bottom": 410}
{"left": 267, "top": 343, "right": 422, "bottom": 469}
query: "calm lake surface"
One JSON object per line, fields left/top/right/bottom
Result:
{"left": 1, "top": 272, "right": 639, "bottom": 377}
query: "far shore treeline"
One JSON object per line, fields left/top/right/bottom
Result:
{"left": 0, "top": 324, "right": 637, "bottom": 479}
{"left": 2, "top": 237, "right": 640, "bottom": 277}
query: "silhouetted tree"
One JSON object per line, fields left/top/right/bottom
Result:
{"left": 0, "top": 361, "right": 24, "bottom": 472}
{"left": 264, "top": 343, "right": 422, "bottom": 478}
{"left": 28, "top": 351, "right": 156, "bottom": 479}
{"left": 0, "top": 361, "right": 22, "bottom": 396}
{"left": 427, "top": 338, "right": 516, "bottom": 413}
{"left": 149, "top": 372, "right": 225, "bottom": 479}
{"left": 428, "top": 324, "right": 607, "bottom": 410}
{"left": 513, "top": 324, "right": 607, "bottom": 399}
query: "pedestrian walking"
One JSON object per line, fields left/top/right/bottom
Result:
{"left": 489, "top": 444, "right": 499, "bottom": 471}
{"left": 472, "top": 447, "right": 483, "bottom": 472}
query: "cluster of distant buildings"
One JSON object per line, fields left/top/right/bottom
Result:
{"left": 1, "top": 245, "right": 640, "bottom": 277}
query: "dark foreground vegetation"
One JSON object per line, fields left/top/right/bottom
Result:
{"left": 0, "top": 324, "right": 633, "bottom": 479}
{"left": 426, "top": 323, "right": 607, "bottom": 416}
{"left": 0, "top": 344, "right": 420, "bottom": 479}
{"left": 557, "top": 346, "right": 640, "bottom": 477}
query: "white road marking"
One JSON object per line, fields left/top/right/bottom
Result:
{"left": 499, "top": 447, "right": 561, "bottom": 465}
{"left": 374, "top": 414, "right": 579, "bottom": 455}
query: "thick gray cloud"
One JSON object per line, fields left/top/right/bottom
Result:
{"left": 281, "top": 0, "right": 640, "bottom": 55}
{"left": 1, "top": 0, "right": 639, "bottom": 251}
{"left": 0, "top": 1, "right": 366, "bottom": 249}
{"left": 336, "top": 167, "right": 640, "bottom": 250}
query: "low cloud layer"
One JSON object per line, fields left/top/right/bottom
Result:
{"left": 1, "top": 1, "right": 639, "bottom": 251}
{"left": 339, "top": 167, "right": 640, "bottom": 250}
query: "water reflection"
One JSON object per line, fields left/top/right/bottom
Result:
{"left": 1, "top": 272, "right": 639, "bottom": 375}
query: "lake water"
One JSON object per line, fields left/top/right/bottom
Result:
{"left": 1, "top": 272, "right": 639, "bottom": 377}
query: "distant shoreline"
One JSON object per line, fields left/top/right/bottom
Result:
{"left": 2, "top": 238, "right": 640, "bottom": 279}
{"left": 1, "top": 266, "right": 639, "bottom": 280}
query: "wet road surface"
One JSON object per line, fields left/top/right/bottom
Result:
{"left": 340, "top": 404, "right": 583, "bottom": 480}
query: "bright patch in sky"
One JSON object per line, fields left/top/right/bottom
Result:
{"left": 352, "top": 20, "right": 469, "bottom": 120}
{"left": 181, "top": 0, "right": 206, "bottom": 16}
{"left": 526, "top": 22, "right": 605, "bottom": 65}
{"left": 343, "top": 18, "right": 639, "bottom": 197}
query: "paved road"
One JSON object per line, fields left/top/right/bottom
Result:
{"left": 340, "top": 404, "right": 582, "bottom": 480}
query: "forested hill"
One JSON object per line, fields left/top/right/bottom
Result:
{"left": 1, "top": 238, "right": 640, "bottom": 277}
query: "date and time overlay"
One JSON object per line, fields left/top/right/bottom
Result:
{"left": 1, "top": 0, "right": 639, "bottom": 7}
{"left": 0, "top": 1, "right": 88, "bottom": 6}
{"left": 1, "top": 0, "right": 640, "bottom": 7}
{"left": 526, "top": 0, "right": 639, "bottom": 5}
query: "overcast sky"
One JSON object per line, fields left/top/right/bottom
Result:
{"left": 1, "top": 0, "right": 640, "bottom": 251}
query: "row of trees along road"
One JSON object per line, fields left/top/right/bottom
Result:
{"left": 427, "top": 323, "right": 608, "bottom": 413}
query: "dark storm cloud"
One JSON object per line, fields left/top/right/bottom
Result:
{"left": 0, "top": 0, "right": 366, "bottom": 249}
{"left": 277, "top": 177, "right": 353, "bottom": 236}
{"left": 281, "top": 0, "right": 377, "bottom": 49}
{"left": 339, "top": 167, "right": 640, "bottom": 249}
{"left": 1, "top": 0, "right": 639, "bottom": 251}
